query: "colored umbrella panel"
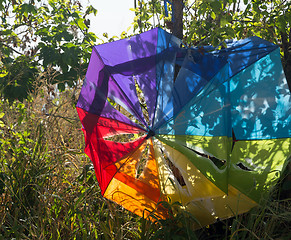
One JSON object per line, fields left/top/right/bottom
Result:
{"left": 76, "top": 28, "right": 291, "bottom": 227}
{"left": 153, "top": 140, "right": 257, "bottom": 227}
{"left": 104, "top": 139, "right": 166, "bottom": 218}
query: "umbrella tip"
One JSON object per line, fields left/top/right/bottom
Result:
{"left": 146, "top": 129, "right": 155, "bottom": 139}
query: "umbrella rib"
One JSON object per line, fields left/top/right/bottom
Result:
{"left": 92, "top": 47, "right": 148, "bottom": 129}
{"left": 155, "top": 71, "right": 230, "bottom": 132}
{"left": 101, "top": 137, "right": 148, "bottom": 194}
{"left": 215, "top": 46, "right": 278, "bottom": 78}
{"left": 152, "top": 34, "right": 181, "bottom": 129}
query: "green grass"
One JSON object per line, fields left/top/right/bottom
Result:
{"left": 0, "top": 80, "right": 290, "bottom": 239}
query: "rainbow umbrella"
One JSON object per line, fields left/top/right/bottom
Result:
{"left": 76, "top": 28, "right": 291, "bottom": 227}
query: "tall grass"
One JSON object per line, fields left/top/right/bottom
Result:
{"left": 0, "top": 76, "right": 141, "bottom": 239}
{"left": 0, "top": 76, "right": 290, "bottom": 239}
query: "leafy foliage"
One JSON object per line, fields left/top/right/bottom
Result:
{"left": 0, "top": 0, "right": 98, "bottom": 101}
{"left": 132, "top": 0, "right": 291, "bottom": 85}
{"left": 133, "top": 0, "right": 290, "bottom": 46}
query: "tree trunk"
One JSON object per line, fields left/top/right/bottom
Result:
{"left": 172, "top": 0, "right": 183, "bottom": 39}
{"left": 281, "top": 31, "right": 291, "bottom": 90}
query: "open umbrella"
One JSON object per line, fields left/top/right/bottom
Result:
{"left": 76, "top": 28, "right": 291, "bottom": 227}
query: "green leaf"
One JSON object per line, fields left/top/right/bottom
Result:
{"left": 211, "top": 11, "right": 216, "bottom": 19}
{"left": 220, "top": 17, "right": 228, "bottom": 27}
{"left": 0, "top": 120, "right": 4, "bottom": 128}
{"left": 35, "top": 27, "right": 50, "bottom": 36}
{"left": 76, "top": 18, "right": 87, "bottom": 30}
{"left": 210, "top": 1, "right": 221, "bottom": 12}
{"left": 60, "top": 31, "right": 74, "bottom": 41}
{"left": 130, "top": 8, "right": 138, "bottom": 12}
{"left": 224, "top": 26, "right": 235, "bottom": 37}
{"left": 1, "top": 29, "right": 12, "bottom": 35}
{"left": 211, "top": 35, "right": 219, "bottom": 46}
{"left": 86, "top": 5, "right": 98, "bottom": 16}
{"left": 19, "top": 3, "right": 37, "bottom": 17}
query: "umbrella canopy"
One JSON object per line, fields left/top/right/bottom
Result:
{"left": 76, "top": 28, "right": 291, "bottom": 227}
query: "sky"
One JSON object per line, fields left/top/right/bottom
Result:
{"left": 81, "top": 0, "right": 135, "bottom": 38}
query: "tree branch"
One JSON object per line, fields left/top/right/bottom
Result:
{"left": 0, "top": 42, "right": 23, "bottom": 55}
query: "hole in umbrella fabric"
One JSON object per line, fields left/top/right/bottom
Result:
{"left": 133, "top": 76, "right": 150, "bottom": 126}
{"left": 103, "top": 133, "right": 145, "bottom": 143}
{"left": 184, "top": 145, "right": 226, "bottom": 169}
{"left": 136, "top": 144, "right": 150, "bottom": 178}
{"left": 236, "top": 162, "right": 253, "bottom": 171}
{"left": 106, "top": 96, "right": 146, "bottom": 129}
{"left": 104, "top": 79, "right": 150, "bottom": 143}
{"left": 174, "top": 64, "right": 181, "bottom": 83}
{"left": 160, "top": 147, "right": 186, "bottom": 187}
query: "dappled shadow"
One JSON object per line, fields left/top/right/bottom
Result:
{"left": 76, "top": 28, "right": 291, "bottom": 224}
{"left": 154, "top": 36, "right": 291, "bottom": 204}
